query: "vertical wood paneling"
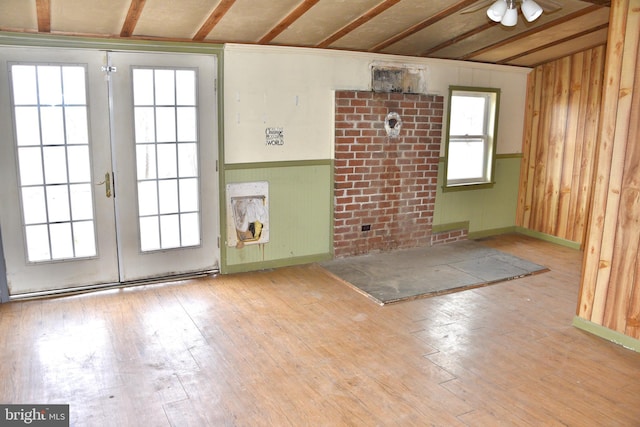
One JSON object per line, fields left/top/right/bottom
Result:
{"left": 517, "top": 69, "right": 543, "bottom": 229}
{"left": 584, "top": 0, "right": 635, "bottom": 325}
{"left": 602, "top": 6, "right": 640, "bottom": 333}
{"left": 565, "top": 52, "right": 587, "bottom": 239}
{"left": 571, "top": 48, "right": 603, "bottom": 243}
{"left": 578, "top": 0, "right": 640, "bottom": 340}
{"left": 559, "top": 53, "right": 583, "bottom": 238}
{"left": 517, "top": 46, "right": 605, "bottom": 245}
{"left": 546, "top": 56, "right": 570, "bottom": 236}
{"left": 531, "top": 63, "right": 554, "bottom": 231}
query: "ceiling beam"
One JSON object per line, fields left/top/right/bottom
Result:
{"left": 497, "top": 23, "right": 609, "bottom": 65}
{"left": 421, "top": 22, "right": 495, "bottom": 57}
{"left": 36, "top": 0, "right": 51, "bottom": 33}
{"left": 120, "top": 0, "right": 146, "bottom": 37}
{"left": 580, "top": 0, "right": 610, "bottom": 5}
{"left": 368, "top": 0, "right": 480, "bottom": 53}
{"left": 193, "top": 0, "right": 236, "bottom": 41}
{"left": 316, "top": 0, "right": 402, "bottom": 49}
{"left": 259, "top": 0, "right": 320, "bottom": 44}
{"left": 458, "top": 4, "right": 604, "bottom": 60}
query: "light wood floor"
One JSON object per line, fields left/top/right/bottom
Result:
{"left": 1, "top": 234, "right": 639, "bottom": 426}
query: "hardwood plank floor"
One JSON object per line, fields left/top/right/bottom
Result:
{"left": 1, "top": 234, "right": 639, "bottom": 426}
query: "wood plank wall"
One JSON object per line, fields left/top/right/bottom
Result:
{"left": 516, "top": 45, "right": 605, "bottom": 245}
{"left": 578, "top": 0, "right": 640, "bottom": 340}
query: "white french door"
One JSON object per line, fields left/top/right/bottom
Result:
{"left": 0, "top": 47, "right": 219, "bottom": 296}
{"left": 109, "top": 51, "right": 219, "bottom": 282}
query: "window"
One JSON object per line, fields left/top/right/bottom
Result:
{"left": 444, "top": 86, "right": 500, "bottom": 190}
{"left": 10, "top": 63, "right": 97, "bottom": 261}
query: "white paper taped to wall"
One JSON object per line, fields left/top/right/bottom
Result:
{"left": 226, "top": 182, "right": 269, "bottom": 248}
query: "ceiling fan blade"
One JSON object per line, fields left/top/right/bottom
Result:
{"left": 460, "top": 0, "right": 495, "bottom": 15}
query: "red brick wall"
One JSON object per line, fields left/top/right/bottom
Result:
{"left": 431, "top": 228, "right": 469, "bottom": 245}
{"left": 333, "top": 91, "right": 444, "bottom": 257}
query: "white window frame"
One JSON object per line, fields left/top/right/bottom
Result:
{"left": 444, "top": 86, "right": 500, "bottom": 190}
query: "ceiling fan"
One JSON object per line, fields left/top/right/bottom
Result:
{"left": 461, "top": 0, "right": 562, "bottom": 27}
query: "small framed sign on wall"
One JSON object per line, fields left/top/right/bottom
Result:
{"left": 265, "top": 127, "right": 284, "bottom": 146}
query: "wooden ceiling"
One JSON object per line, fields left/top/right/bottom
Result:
{"left": 0, "top": 0, "right": 610, "bottom": 68}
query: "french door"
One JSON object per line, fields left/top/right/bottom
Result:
{"left": 0, "top": 47, "right": 219, "bottom": 296}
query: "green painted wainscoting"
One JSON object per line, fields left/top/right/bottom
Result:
{"left": 433, "top": 154, "right": 521, "bottom": 238}
{"left": 222, "top": 160, "right": 333, "bottom": 273}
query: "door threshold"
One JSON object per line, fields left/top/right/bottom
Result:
{"left": 8, "top": 269, "right": 220, "bottom": 302}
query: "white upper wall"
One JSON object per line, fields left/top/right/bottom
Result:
{"left": 223, "top": 43, "right": 530, "bottom": 164}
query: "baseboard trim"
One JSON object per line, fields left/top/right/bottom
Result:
{"left": 468, "top": 226, "right": 517, "bottom": 240}
{"left": 514, "top": 227, "right": 581, "bottom": 250}
{"left": 222, "top": 252, "right": 333, "bottom": 274}
{"left": 432, "top": 221, "right": 469, "bottom": 234}
{"left": 572, "top": 316, "right": 640, "bottom": 353}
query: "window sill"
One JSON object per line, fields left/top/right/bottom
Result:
{"left": 442, "top": 181, "right": 495, "bottom": 192}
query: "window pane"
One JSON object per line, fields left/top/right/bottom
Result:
{"left": 62, "top": 66, "right": 86, "bottom": 105}
{"left": 41, "top": 106, "right": 65, "bottom": 145}
{"left": 67, "top": 146, "right": 91, "bottom": 182}
{"left": 158, "top": 179, "right": 179, "bottom": 214}
{"left": 37, "top": 66, "right": 62, "bottom": 105}
{"left": 11, "top": 65, "right": 38, "bottom": 105}
{"left": 14, "top": 107, "right": 41, "bottom": 146}
{"left": 25, "top": 225, "right": 50, "bottom": 262}
{"left": 156, "top": 107, "right": 176, "bottom": 142}
{"left": 133, "top": 69, "right": 154, "bottom": 105}
{"left": 155, "top": 70, "right": 175, "bottom": 105}
{"left": 447, "top": 138, "right": 485, "bottom": 181}
{"left": 178, "top": 143, "right": 198, "bottom": 177}
{"left": 65, "top": 106, "right": 89, "bottom": 145}
{"left": 137, "top": 144, "right": 157, "bottom": 180}
{"left": 177, "top": 107, "right": 196, "bottom": 142}
{"left": 134, "top": 107, "right": 156, "bottom": 143}
{"left": 73, "top": 221, "right": 96, "bottom": 257}
{"left": 176, "top": 70, "right": 196, "bottom": 105}
{"left": 140, "top": 216, "right": 160, "bottom": 251}
{"left": 450, "top": 95, "right": 486, "bottom": 135}
{"left": 43, "top": 147, "right": 68, "bottom": 184}
{"left": 46, "top": 185, "right": 71, "bottom": 223}
{"left": 160, "top": 214, "right": 180, "bottom": 249}
{"left": 50, "top": 222, "right": 74, "bottom": 259}
{"left": 18, "top": 147, "right": 44, "bottom": 186}
{"left": 22, "top": 187, "right": 47, "bottom": 225}
{"left": 179, "top": 178, "right": 198, "bottom": 212}
{"left": 180, "top": 212, "right": 200, "bottom": 246}
{"left": 138, "top": 181, "right": 159, "bottom": 216}
{"left": 69, "top": 184, "right": 94, "bottom": 221}
{"left": 157, "top": 143, "right": 177, "bottom": 178}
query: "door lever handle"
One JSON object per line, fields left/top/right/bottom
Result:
{"left": 96, "top": 172, "right": 112, "bottom": 198}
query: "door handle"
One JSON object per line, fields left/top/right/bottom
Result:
{"left": 96, "top": 172, "right": 112, "bottom": 198}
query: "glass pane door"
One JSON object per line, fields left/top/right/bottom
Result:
{"left": 0, "top": 48, "right": 119, "bottom": 295}
{"left": 109, "top": 51, "right": 219, "bottom": 283}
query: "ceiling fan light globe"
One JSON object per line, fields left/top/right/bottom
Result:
{"left": 501, "top": 8, "right": 518, "bottom": 26}
{"left": 521, "top": 0, "right": 543, "bottom": 22}
{"left": 487, "top": 0, "right": 508, "bottom": 22}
